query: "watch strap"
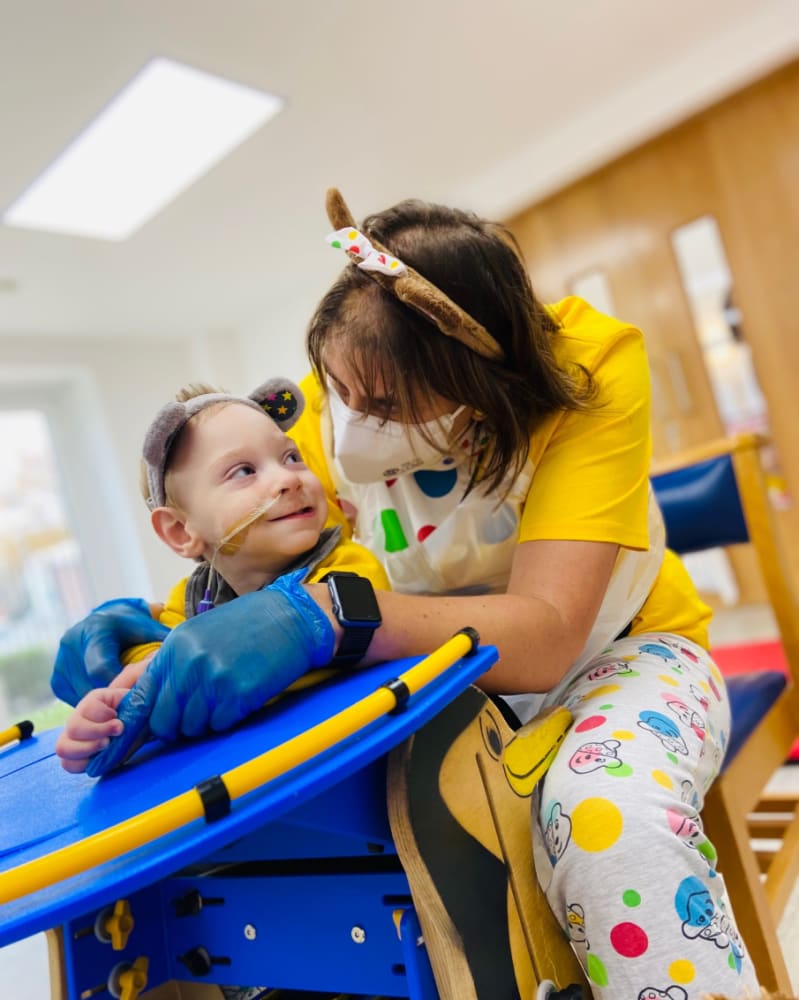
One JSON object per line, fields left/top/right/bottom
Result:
{"left": 333, "top": 626, "right": 376, "bottom": 666}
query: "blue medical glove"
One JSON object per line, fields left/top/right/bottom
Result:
{"left": 51, "top": 598, "right": 170, "bottom": 706}
{"left": 86, "top": 569, "right": 335, "bottom": 776}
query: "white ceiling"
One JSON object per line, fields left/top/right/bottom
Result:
{"left": 1, "top": 0, "right": 797, "bottom": 343}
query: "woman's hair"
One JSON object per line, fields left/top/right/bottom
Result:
{"left": 139, "top": 381, "right": 226, "bottom": 508}
{"left": 307, "top": 198, "right": 597, "bottom": 495}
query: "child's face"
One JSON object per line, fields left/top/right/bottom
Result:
{"left": 168, "top": 402, "right": 328, "bottom": 575}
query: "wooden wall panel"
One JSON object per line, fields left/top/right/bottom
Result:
{"left": 509, "top": 60, "right": 799, "bottom": 599}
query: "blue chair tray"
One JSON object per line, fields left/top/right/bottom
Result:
{"left": 0, "top": 646, "right": 497, "bottom": 945}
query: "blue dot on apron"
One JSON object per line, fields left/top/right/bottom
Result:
{"left": 482, "top": 502, "right": 518, "bottom": 544}
{"left": 413, "top": 468, "right": 458, "bottom": 498}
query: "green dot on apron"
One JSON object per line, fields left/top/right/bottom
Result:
{"left": 381, "top": 508, "right": 409, "bottom": 552}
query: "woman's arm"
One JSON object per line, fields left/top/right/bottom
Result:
{"left": 307, "top": 536, "right": 619, "bottom": 694}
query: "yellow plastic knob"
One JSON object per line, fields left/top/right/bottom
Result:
{"left": 106, "top": 899, "right": 135, "bottom": 951}
{"left": 117, "top": 956, "right": 149, "bottom": 1000}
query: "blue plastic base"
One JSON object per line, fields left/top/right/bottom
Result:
{"left": 0, "top": 647, "right": 497, "bottom": 999}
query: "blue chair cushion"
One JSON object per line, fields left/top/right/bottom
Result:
{"left": 651, "top": 452, "right": 750, "bottom": 554}
{"left": 723, "top": 671, "right": 787, "bottom": 770}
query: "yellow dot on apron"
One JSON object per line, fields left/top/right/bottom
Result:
{"left": 651, "top": 769, "right": 673, "bottom": 789}
{"left": 709, "top": 661, "right": 723, "bottom": 684}
{"left": 611, "top": 729, "right": 635, "bottom": 741}
{"left": 658, "top": 674, "right": 680, "bottom": 687}
{"left": 571, "top": 797, "right": 623, "bottom": 852}
{"left": 669, "top": 959, "right": 695, "bottom": 983}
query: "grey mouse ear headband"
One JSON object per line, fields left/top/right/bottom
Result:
{"left": 143, "top": 378, "right": 304, "bottom": 509}
{"left": 325, "top": 187, "right": 505, "bottom": 361}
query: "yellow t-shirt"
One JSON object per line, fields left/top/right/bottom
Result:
{"left": 290, "top": 296, "right": 711, "bottom": 649}
{"left": 124, "top": 537, "right": 389, "bottom": 667}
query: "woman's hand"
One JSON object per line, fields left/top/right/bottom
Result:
{"left": 86, "top": 570, "right": 335, "bottom": 776}
{"left": 51, "top": 598, "right": 170, "bottom": 706}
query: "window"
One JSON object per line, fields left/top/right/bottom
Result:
{"left": 0, "top": 410, "right": 91, "bottom": 731}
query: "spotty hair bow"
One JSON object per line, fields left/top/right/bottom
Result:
{"left": 323, "top": 188, "right": 505, "bottom": 361}
{"left": 326, "top": 227, "right": 408, "bottom": 277}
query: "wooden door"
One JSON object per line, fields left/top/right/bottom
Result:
{"left": 508, "top": 60, "right": 799, "bottom": 599}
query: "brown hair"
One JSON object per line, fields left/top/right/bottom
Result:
{"left": 307, "top": 198, "right": 596, "bottom": 496}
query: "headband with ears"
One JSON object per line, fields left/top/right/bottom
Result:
{"left": 325, "top": 187, "right": 505, "bottom": 361}
{"left": 143, "top": 378, "right": 304, "bottom": 509}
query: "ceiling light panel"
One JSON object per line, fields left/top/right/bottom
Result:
{"left": 2, "top": 58, "right": 283, "bottom": 241}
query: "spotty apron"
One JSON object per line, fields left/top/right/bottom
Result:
{"left": 323, "top": 407, "right": 666, "bottom": 712}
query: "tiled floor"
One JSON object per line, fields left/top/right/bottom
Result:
{"left": 3, "top": 605, "right": 797, "bottom": 996}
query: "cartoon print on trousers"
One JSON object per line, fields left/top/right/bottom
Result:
{"left": 637, "top": 711, "right": 688, "bottom": 756}
{"left": 675, "top": 876, "right": 745, "bottom": 971}
{"left": 680, "top": 778, "right": 700, "bottom": 812}
{"left": 689, "top": 684, "right": 710, "bottom": 713}
{"left": 587, "top": 659, "right": 638, "bottom": 682}
{"left": 666, "top": 808, "right": 718, "bottom": 866}
{"left": 638, "top": 986, "right": 688, "bottom": 1000}
{"left": 695, "top": 736, "right": 725, "bottom": 793}
{"left": 543, "top": 801, "right": 572, "bottom": 865}
{"left": 569, "top": 739, "right": 624, "bottom": 774}
{"left": 566, "top": 902, "right": 589, "bottom": 947}
{"left": 663, "top": 696, "right": 706, "bottom": 741}
{"left": 660, "top": 636, "right": 700, "bottom": 663}
{"left": 636, "top": 642, "right": 678, "bottom": 662}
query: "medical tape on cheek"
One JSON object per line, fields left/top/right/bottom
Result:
{"left": 197, "top": 494, "right": 284, "bottom": 615}
{"left": 214, "top": 493, "right": 282, "bottom": 558}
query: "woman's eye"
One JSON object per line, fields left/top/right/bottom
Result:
{"left": 373, "top": 402, "right": 400, "bottom": 421}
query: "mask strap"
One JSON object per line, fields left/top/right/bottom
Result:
{"left": 325, "top": 188, "right": 505, "bottom": 362}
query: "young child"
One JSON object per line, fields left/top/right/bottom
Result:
{"left": 55, "top": 378, "right": 389, "bottom": 774}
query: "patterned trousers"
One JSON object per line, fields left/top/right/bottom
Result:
{"left": 532, "top": 632, "right": 761, "bottom": 1000}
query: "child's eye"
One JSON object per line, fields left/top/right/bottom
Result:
{"left": 285, "top": 450, "right": 305, "bottom": 465}
{"left": 230, "top": 464, "right": 256, "bottom": 479}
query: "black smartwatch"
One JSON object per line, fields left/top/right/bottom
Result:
{"left": 322, "top": 572, "right": 382, "bottom": 666}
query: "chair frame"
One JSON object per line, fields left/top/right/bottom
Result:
{"left": 651, "top": 432, "right": 799, "bottom": 993}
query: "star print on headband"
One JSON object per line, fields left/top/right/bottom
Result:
{"left": 326, "top": 228, "right": 408, "bottom": 277}
{"left": 263, "top": 388, "right": 300, "bottom": 422}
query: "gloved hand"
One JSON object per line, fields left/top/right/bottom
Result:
{"left": 86, "top": 569, "right": 335, "bottom": 776}
{"left": 51, "top": 598, "right": 170, "bottom": 707}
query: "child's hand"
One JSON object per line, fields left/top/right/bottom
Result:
{"left": 55, "top": 688, "right": 128, "bottom": 773}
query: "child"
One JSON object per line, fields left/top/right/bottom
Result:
{"left": 55, "top": 378, "right": 389, "bottom": 774}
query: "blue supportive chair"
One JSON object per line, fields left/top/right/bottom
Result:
{"left": 651, "top": 432, "right": 799, "bottom": 994}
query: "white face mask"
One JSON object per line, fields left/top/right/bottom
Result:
{"left": 327, "top": 382, "right": 466, "bottom": 483}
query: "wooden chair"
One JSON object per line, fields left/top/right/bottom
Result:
{"left": 650, "top": 432, "right": 799, "bottom": 994}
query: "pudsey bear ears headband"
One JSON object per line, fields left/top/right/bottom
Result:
{"left": 325, "top": 187, "right": 505, "bottom": 362}
{"left": 143, "top": 378, "right": 304, "bottom": 509}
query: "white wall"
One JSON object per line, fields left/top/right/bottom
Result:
{"left": 239, "top": 297, "right": 314, "bottom": 388}
{"left": 0, "top": 330, "right": 254, "bottom": 603}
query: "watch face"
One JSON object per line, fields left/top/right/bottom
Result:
{"left": 332, "top": 574, "right": 382, "bottom": 625}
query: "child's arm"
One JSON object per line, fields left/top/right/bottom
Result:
{"left": 120, "top": 580, "right": 186, "bottom": 667}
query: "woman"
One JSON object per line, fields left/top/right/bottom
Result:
{"left": 52, "top": 189, "right": 758, "bottom": 1000}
